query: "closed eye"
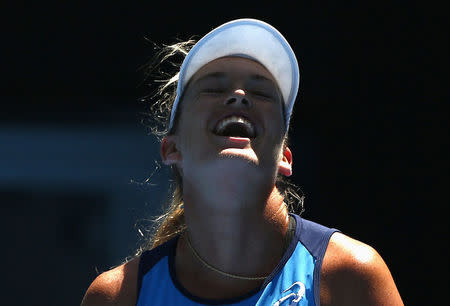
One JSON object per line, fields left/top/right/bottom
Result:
{"left": 201, "top": 88, "right": 226, "bottom": 94}
{"left": 251, "top": 91, "right": 275, "bottom": 100}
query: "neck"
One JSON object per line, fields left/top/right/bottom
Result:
{"left": 180, "top": 182, "right": 290, "bottom": 282}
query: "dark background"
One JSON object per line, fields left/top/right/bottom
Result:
{"left": 2, "top": 2, "right": 442, "bottom": 305}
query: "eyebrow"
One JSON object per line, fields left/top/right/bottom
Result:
{"left": 248, "top": 74, "right": 273, "bottom": 83}
{"left": 194, "top": 72, "right": 227, "bottom": 84}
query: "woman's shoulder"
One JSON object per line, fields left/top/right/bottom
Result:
{"left": 320, "top": 232, "right": 403, "bottom": 305}
{"left": 81, "top": 256, "right": 140, "bottom": 306}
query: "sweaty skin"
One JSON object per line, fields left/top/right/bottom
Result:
{"left": 81, "top": 57, "right": 403, "bottom": 306}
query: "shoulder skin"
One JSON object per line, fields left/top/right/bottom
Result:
{"left": 81, "top": 257, "right": 139, "bottom": 306}
{"left": 320, "top": 232, "right": 404, "bottom": 306}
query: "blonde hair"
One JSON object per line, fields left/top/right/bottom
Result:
{"left": 137, "top": 39, "right": 304, "bottom": 254}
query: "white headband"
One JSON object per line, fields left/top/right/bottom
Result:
{"left": 169, "top": 18, "right": 300, "bottom": 131}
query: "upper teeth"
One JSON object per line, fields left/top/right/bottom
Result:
{"left": 215, "top": 116, "right": 255, "bottom": 136}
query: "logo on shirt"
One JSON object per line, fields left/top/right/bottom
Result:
{"left": 273, "top": 281, "right": 306, "bottom": 306}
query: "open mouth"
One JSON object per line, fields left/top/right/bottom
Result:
{"left": 212, "top": 115, "right": 256, "bottom": 139}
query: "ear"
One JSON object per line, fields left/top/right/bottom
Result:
{"left": 160, "top": 136, "right": 182, "bottom": 166}
{"left": 278, "top": 146, "right": 293, "bottom": 177}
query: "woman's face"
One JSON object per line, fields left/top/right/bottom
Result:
{"left": 163, "top": 56, "right": 290, "bottom": 190}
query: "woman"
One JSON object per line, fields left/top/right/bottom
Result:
{"left": 81, "top": 18, "right": 403, "bottom": 305}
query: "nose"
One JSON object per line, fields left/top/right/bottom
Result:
{"left": 224, "top": 89, "right": 252, "bottom": 108}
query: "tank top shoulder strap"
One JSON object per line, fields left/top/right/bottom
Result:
{"left": 292, "top": 214, "right": 339, "bottom": 259}
{"left": 291, "top": 214, "right": 340, "bottom": 304}
{"left": 136, "top": 237, "right": 179, "bottom": 299}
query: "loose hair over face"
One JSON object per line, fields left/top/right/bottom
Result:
{"left": 137, "top": 39, "right": 304, "bottom": 254}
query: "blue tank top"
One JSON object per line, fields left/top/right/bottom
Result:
{"left": 136, "top": 214, "right": 339, "bottom": 305}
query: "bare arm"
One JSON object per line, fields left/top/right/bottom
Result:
{"left": 320, "top": 232, "right": 403, "bottom": 306}
{"left": 81, "top": 257, "right": 139, "bottom": 306}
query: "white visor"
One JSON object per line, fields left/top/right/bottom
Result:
{"left": 169, "top": 18, "right": 300, "bottom": 131}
